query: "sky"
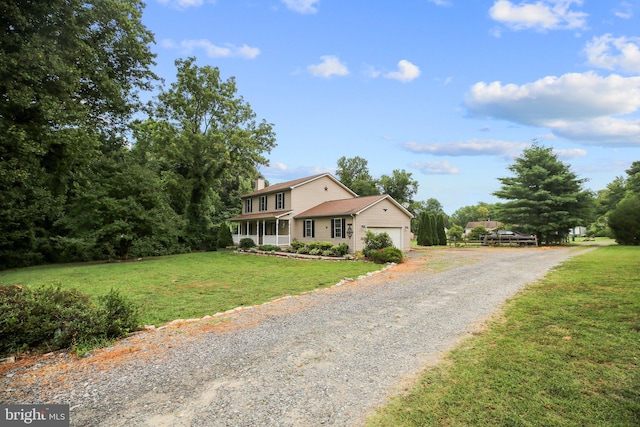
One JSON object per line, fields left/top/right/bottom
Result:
{"left": 141, "top": 0, "right": 640, "bottom": 214}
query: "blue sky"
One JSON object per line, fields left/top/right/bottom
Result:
{"left": 142, "top": 0, "right": 640, "bottom": 214}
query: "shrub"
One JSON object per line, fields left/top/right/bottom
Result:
{"left": 238, "top": 238, "right": 256, "bottom": 250}
{"left": 217, "top": 223, "right": 235, "bottom": 248}
{"left": 306, "top": 241, "right": 334, "bottom": 251}
{"left": 608, "top": 194, "right": 640, "bottom": 245}
{"left": 308, "top": 248, "right": 322, "bottom": 256}
{"left": 330, "top": 243, "right": 349, "bottom": 256}
{"left": 289, "top": 240, "right": 305, "bottom": 252}
{"left": 258, "top": 245, "right": 280, "bottom": 252}
{"left": 362, "top": 231, "right": 394, "bottom": 257}
{"left": 369, "top": 247, "right": 404, "bottom": 264}
{"left": 0, "top": 285, "right": 140, "bottom": 357}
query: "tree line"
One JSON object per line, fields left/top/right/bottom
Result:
{"left": 2, "top": 1, "right": 638, "bottom": 270}
{"left": 1, "top": 1, "right": 274, "bottom": 269}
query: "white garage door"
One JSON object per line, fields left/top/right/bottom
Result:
{"left": 367, "top": 227, "right": 403, "bottom": 249}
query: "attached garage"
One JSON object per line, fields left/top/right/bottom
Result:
{"left": 367, "top": 227, "right": 404, "bottom": 250}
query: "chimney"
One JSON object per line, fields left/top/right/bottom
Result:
{"left": 256, "top": 178, "right": 265, "bottom": 191}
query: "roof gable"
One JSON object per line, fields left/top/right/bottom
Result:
{"left": 243, "top": 173, "right": 357, "bottom": 197}
{"left": 295, "top": 194, "right": 413, "bottom": 218}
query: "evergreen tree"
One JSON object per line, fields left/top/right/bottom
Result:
{"left": 494, "top": 142, "right": 592, "bottom": 245}
{"left": 436, "top": 213, "right": 447, "bottom": 245}
{"left": 430, "top": 214, "right": 438, "bottom": 246}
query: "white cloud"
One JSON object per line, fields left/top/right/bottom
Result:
{"left": 281, "top": 0, "right": 319, "bottom": 14}
{"left": 161, "top": 39, "right": 260, "bottom": 59}
{"left": 489, "top": 0, "right": 588, "bottom": 32}
{"left": 465, "top": 72, "right": 640, "bottom": 146}
{"left": 384, "top": 60, "right": 421, "bottom": 82}
{"left": 261, "top": 163, "right": 334, "bottom": 181}
{"left": 307, "top": 56, "right": 349, "bottom": 78}
{"left": 410, "top": 161, "right": 460, "bottom": 175}
{"left": 585, "top": 34, "right": 640, "bottom": 73}
{"left": 402, "top": 139, "right": 529, "bottom": 157}
{"left": 613, "top": 1, "right": 633, "bottom": 19}
{"left": 550, "top": 117, "right": 640, "bottom": 146}
{"left": 554, "top": 148, "right": 587, "bottom": 159}
{"left": 157, "top": 0, "right": 208, "bottom": 10}
{"left": 427, "top": 0, "right": 452, "bottom": 6}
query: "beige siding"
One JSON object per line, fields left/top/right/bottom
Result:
{"left": 294, "top": 217, "right": 352, "bottom": 248}
{"left": 243, "top": 189, "right": 292, "bottom": 215}
{"left": 289, "top": 176, "right": 354, "bottom": 213}
{"left": 289, "top": 176, "right": 354, "bottom": 243}
{"left": 351, "top": 199, "right": 412, "bottom": 252}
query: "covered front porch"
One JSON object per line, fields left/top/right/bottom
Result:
{"left": 229, "top": 212, "right": 292, "bottom": 248}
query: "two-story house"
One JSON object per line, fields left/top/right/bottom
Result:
{"left": 228, "top": 173, "right": 413, "bottom": 253}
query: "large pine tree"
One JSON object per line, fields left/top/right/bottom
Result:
{"left": 494, "top": 142, "right": 592, "bottom": 245}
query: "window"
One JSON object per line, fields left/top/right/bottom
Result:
{"left": 259, "top": 195, "right": 267, "bottom": 211}
{"left": 245, "top": 199, "right": 253, "bottom": 213}
{"left": 303, "top": 220, "right": 315, "bottom": 238}
{"left": 276, "top": 192, "right": 285, "bottom": 210}
{"left": 332, "top": 218, "right": 346, "bottom": 238}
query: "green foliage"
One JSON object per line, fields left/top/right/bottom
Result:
{"left": 416, "top": 212, "right": 433, "bottom": 246}
{"left": 607, "top": 194, "right": 640, "bottom": 245}
{"left": 133, "top": 57, "right": 276, "bottom": 250}
{"left": 447, "top": 225, "right": 464, "bottom": 241}
{"left": 258, "top": 245, "right": 281, "bottom": 252}
{"left": 468, "top": 225, "right": 488, "bottom": 240}
{"left": 289, "top": 240, "right": 306, "bottom": 252}
{"left": 436, "top": 213, "right": 447, "bottom": 245}
{"left": 368, "top": 247, "right": 404, "bottom": 264}
{"left": 336, "top": 156, "right": 380, "bottom": 196}
{"left": 60, "top": 153, "right": 183, "bottom": 260}
{"left": 494, "top": 141, "right": 593, "bottom": 245}
{"left": 450, "top": 203, "right": 499, "bottom": 227}
{"left": 217, "top": 223, "right": 235, "bottom": 248}
{"left": 0, "top": 0, "right": 156, "bottom": 269}
{"left": 363, "top": 231, "right": 394, "bottom": 258}
{"left": 306, "top": 241, "right": 335, "bottom": 251}
{"left": 285, "top": 241, "right": 348, "bottom": 257}
{"left": 626, "top": 160, "right": 640, "bottom": 195}
{"left": 377, "top": 169, "right": 419, "bottom": 206}
{"left": 238, "top": 238, "right": 256, "bottom": 250}
{"left": 0, "top": 285, "right": 139, "bottom": 357}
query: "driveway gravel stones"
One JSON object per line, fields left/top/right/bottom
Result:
{"left": 1, "top": 246, "right": 588, "bottom": 426}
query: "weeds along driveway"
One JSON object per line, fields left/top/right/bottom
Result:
{"left": 2, "top": 246, "right": 590, "bottom": 427}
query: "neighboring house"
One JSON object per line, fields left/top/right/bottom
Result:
{"left": 228, "top": 173, "right": 414, "bottom": 253}
{"left": 568, "top": 226, "right": 587, "bottom": 237}
{"left": 464, "top": 221, "right": 501, "bottom": 236}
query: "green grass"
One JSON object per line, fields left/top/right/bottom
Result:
{"left": 0, "top": 251, "right": 383, "bottom": 326}
{"left": 367, "top": 246, "right": 640, "bottom": 427}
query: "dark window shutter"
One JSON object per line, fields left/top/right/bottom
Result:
{"left": 342, "top": 218, "right": 346, "bottom": 238}
{"left": 312, "top": 220, "right": 315, "bottom": 238}
{"left": 331, "top": 219, "right": 335, "bottom": 238}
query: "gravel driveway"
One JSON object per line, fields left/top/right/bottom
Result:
{"left": 1, "top": 246, "right": 588, "bottom": 426}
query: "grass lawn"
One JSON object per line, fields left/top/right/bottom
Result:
{"left": 367, "top": 245, "right": 640, "bottom": 427}
{"left": 0, "top": 250, "right": 383, "bottom": 326}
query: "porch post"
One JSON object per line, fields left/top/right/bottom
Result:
{"left": 275, "top": 219, "right": 279, "bottom": 246}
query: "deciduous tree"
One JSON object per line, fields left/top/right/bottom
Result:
{"left": 134, "top": 58, "right": 276, "bottom": 249}
{"left": 378, "top": 169, "right": 418, "bottom": 206}
{"left": 1, "top": 0, "right": 156, "bottom": 268}
{"left": 335, "top": 156, "right": 379, "bottom": 196}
